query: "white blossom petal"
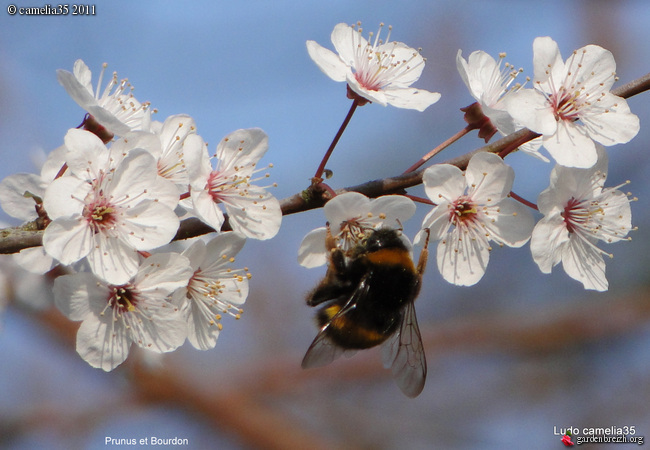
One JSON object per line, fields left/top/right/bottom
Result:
{"left": 325, "top": 192, "right": 370, "bottom": 232}
{"left": 0, "top": 173, "right": 47, "bottom": 221}
{"left": 190, "top": 189, "right": 225, "bottom": 231}
{"left": 43, "top": 176, "right": 89, "bottom": 219}
{"left": 422, "top": 164, "right": 465, "bottom": 203}
{"left": 76, "top": 314, "right": 131, "bottom": 372}
{"left": 487, "top": 200, "right": 534, "bottom": 247}
{"left": 134, "top": 253, "right": 193, "bottom": 293}
{"left": 382, "top": 88, "right": 441, "bottom": 112}
{"left": 57, "top": 65, "right": 96, "bottom": 111}
{"left": 216, "top": 128, "right": 268, "bottom": 173}
{"left": 63, "top": 128, "right": 112, "bottom": 180}
{"left": 506, "top": 89, "right": 557, "bottom": 135}
{"left": 306, "top": 40, "right": 348, "bottom": 82}
{"left": 561, "top": 235, "right": 608, "bottom": 291}
{"left": 531, "top": 36, "right": 565, "bottom": 84}
{"left": 43, "top": 217, "right": 94, "bottom": 265}
{"left": 105, "top": 150, "right": 159, "bottom": 205}
{"left": 86, "top": 236, "right": 141, "bottom": 285}
{"left": 330, "top": 22, "right": 365, "bottom": 67}
{"left": 465, "top": 152, "right": 514, "bottom": 203}
{"left": 53, "top": 272, "right": 107, "bottom": 320}
{"left": 224, "top": 187, "right": 281, "bottom": 240}
{"left": 184, "top": 134, "right": 213, "bottom": 187}
{"left": 542, "top": 120, "right": 597, "bottom": 168}
{"left": 368, "top": 195, "right": 416, "bottom": 226}
{"left": 204, "top": 232, "right": 247, "bottom": 268}
{"left": 420, "top": 205, "right": 452, "bottom": 242}
{"left": 298, "top": 227, "right": 328, "bottom": 268}
{"left": 530, "top": 213, "right": 569, "bottom": 273}
{"left": 581, "top": 94, "right": 640, "bottom": 146}
{"left": 436, "top": 227, "right": 490, "bottom": 286}
{"left": 119, "top": 200, "right": 180, "bottom": 250}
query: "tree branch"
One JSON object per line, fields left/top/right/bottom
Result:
{"left": 1, "top": 73, "right": 648, "bottom": 254}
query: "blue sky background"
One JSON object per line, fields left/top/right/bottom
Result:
{"left": 1, "top": 1, "right": 650, "bottom": 448}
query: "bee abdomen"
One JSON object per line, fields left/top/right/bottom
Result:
{"left": 318, "top": 304, "right": 396, "bottom": 349}
{"left": 365, "top": 248, "right": 415, "bottom": 272}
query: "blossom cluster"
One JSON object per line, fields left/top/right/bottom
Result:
{"left": 302, "top": 26, "right": 638, "bottom": 292}
{"left": 0, "top": 59, "right": 281, "bottom": 370}
{"left": 0, "top": 25, "right": 642, "bottom": 375}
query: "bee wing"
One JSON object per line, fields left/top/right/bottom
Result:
{"left": 301, "top": 278, "right": 369, "bottom": 369}
{"left": 381, "top": 301, "right": 427, "bottom": 398}
{"left": 301, "top": 327, "right": 348, "bottom": 369}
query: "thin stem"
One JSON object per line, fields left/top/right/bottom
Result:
{"left": 404, "top": 194, "right": 435, "bottom": 206}
{"left": 509, "top": 191, "right": 538, "bottom": 211}
{"left": 318, "top": 182, "right": 338, "bottom": 200}
{"left": 313, "top": 98, "right": 360, "bottom": 180}
{"left": 403, "top": 125, "right": 473, "bottom": 174}
{"left": 54, "top": 163, "right": 68, "bottom": 180}
{"left": 498, "top": 130, "right": 540, "bottom": 159}
{"left": 612, "top": 72, "right": 650, "bottom": 99}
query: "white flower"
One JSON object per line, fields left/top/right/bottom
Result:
{"left": 0, "top": 145, "right": 67, "bottom": 222}
{"left": 128, "top": 114, "right": 197, "bottom": 193}
{"left": 53, "top": 252, "right": 192, "bottom": 371}
{"left": 420, "top": 152, "right": 534, "bottom": 286}
{"left": 506, "top": 37, "right": 640, "bottom": 168}
{"left": 298, "top": 192, "right": 416, "bottom": 268}
{"left": 457, "top": 49, "right": 523, "bottom": 133}
{"left": 530, "top": 146, "right": 633, "bottom": 291}
{"left": 0, "top": 171, "right": 48, "bottom": 222}
{"left": 57, "top": 59, "right": 151, "bottom": 137}
{"left": 110, "top": 121, "right": 192, "bottom": 209}
{"left": 0, "top": 146, "right": 68, "bottom": 273}
{"left": 306, "top": 22, "right": 441, "bottom": 111}
{"left": 152, "top": 114, "right": 197, "bottom": 191}
{"left": 456, "top": 49, "right": 546, "bottom": 161}
{"left": 184, "top": 128, "right": 281, "bottom": 240}
{"left": 42, "top": 129, "right": 180, "bottom": 284}
{"left": 172, "top": 233, "right": 249, "bottom": 350}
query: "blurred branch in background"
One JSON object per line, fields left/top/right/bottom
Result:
{"left": 4, "top": 285, "right": 650, "bottom": 449}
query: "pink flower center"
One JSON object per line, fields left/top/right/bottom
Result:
{"left": 450, "top": 196, "right": 478, "bottom": 226}
{"left": 206, "top": 170, "right": 227, "bottom": 203}
{"left": 550, "top": 88, "right": 581, "bottom": 122}
{"left": 205, "top": 167, "right": 252, "bottom": 205}
{"left": 84, "top": 199, "right": 118, "bottom": 233}
{"left": 349, "top": 24, "right": 423, "bottom": 93}
{"left": 562, "top": 197, "right": 586, "bottom": 233}
{"left": 354, "top": 71, "right": 382, "bottom": 91}
{"left": 340, "top": 217, "right": 365, "bottom": 237}
{"left": 108, "top": 285, "right": 139, "bottom": 313}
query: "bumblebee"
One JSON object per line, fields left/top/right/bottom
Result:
{"left": 302, "top": 226, "right": 429, "bottom": 398}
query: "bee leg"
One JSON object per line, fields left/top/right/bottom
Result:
{"left": 325, "top": 221, "right": 337, "bottom": 252}
{"left": 416, "top": 228, "right": 431, "bottom": 277}
{"left": 324, "top": 222, "right": 346, "bottom": 273}
{"left": 306, "top": 222, "right": 350, "bottom": 307}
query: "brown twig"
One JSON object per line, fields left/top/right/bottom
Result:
{"left": 1, "top": 73, "right": 649, "bottom": 255}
